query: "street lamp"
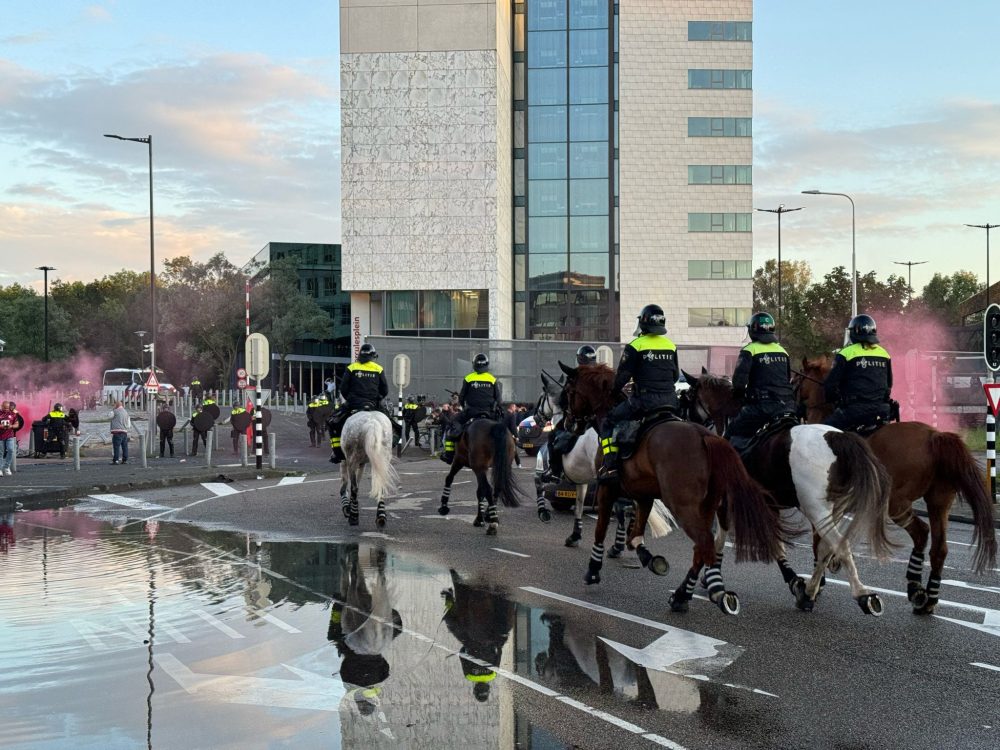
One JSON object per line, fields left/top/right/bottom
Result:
{"left": 36, "top": 266, "right": 56, "bottom": 362}
{"left": 135, "top": 330, "right": 147, "bottom": 370}
{"left": 892, "top": 260, "right": 927, "bottom": 304}
{"left": 755, "top": 205, "right": 802, "bottom": 336}
{"left": 965, "top": 223, "right": 999, "bottom": 308}
{"left": 802, "top": 190, "right": 857, "bottom": 341}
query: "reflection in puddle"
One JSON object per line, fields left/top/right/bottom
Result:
{"left": 0, "top": 507, "right": 739, "bottom": 748}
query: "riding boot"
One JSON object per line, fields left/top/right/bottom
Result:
{"left": 596, "top": 439, "right": 619, "bottom": 484}
{"left": 542, "top": 446, "right": 564, "bottom": 483}
{"left": 330, "top": 434, "right": 344, "bottom": 464}
{"left": 440, "top": 437, "right": 455, "bottom": 464}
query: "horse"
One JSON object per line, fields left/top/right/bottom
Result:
{"left": 559, "top": 361, "right": 788, "bottom": 616}
{"left": 686, "top": 372, "right": 895, "bottom": 615}
{"left": 437, "top": 417, "right": 527, "bottom": 535}
{"left": 796, "top": 355, "right": 997, "bottom": 613}
{"left": 337, "top": 410, "right": 399, "bottom": 528}
{"left": 536, "top": 371, "right": 673, "bottom": 557}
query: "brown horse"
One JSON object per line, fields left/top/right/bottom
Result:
{"left": 794, "top": 356, "right": 997, "bottom": 613}
{"left": 437, "top": 418, "right": 526, "bottom": 535}
{"left": 558, "top": 361, "right": 787, "bottom": 616}
{"left": 686, "top": 373, "right": 897, "bottom": 615}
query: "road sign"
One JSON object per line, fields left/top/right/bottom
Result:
{"left": 236, "top": 367, "right": 247, "bottom": 379}
{"left": 145, "top": 371, "right": 160, "bottom": 394}
{"left": 985, "top": 304, "right": 1000, "bottom": 372}
{"left": 595, "top": 345, "right": 615, "bottom": 367}
{"left": 245, "top": 333, "right": 270, "bottom": 379}
{"left": 985, "top": 383, "right": 1000, "bottom": 416}
{"left": 393, "top": 353, "right": 410, "bottom": 389}
{"left": 237, "top": 378, "right": 248, "bottom": 389}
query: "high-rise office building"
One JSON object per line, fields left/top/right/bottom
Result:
{"left": 341, "top": 0, "right": 752, "bottom": 347}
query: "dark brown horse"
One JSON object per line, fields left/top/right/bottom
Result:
{"left": 437, "top": 418, "right": 526, "bottom": 535}
{"left": 558, "top": 362, "right": 787, "bottom": 615}
{"left": 796, "top": 356, "right": 997, "bottom": 613}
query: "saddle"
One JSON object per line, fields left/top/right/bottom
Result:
{"left": 846, "top": 399, "right": 899, "bottom": 438}
{"left": 613, "top": 407, "right": 682, "bottom": 461}
{"left": 738, "top": 413, "right": 801, "bottom": 458}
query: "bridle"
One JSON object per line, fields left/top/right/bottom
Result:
{"left": 791, "top": 368, "right": 832, "bottom": 411}
{"left": 682, "top": 379, "right": 729, "bottom": 431}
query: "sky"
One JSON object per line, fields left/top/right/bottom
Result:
{"left": 2, "top": 1, "right": 999, "bottom": 295}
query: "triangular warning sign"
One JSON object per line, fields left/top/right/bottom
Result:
{"left": 145, "top": 371, "right": 160, "bottom": 388}
{"left": 984, "top": 383, "right": 1000, "bottom": 417}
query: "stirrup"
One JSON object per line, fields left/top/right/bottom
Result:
{"left": 440, "top": 452, "right": 454, "bottom": 465}
{"left": 596, "top": 465, "right": 619, "bottom": 484}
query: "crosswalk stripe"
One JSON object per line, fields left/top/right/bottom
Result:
{"left": 201, "top": 483, "right": 240, "bottom": 497}
{"left": 277, "top": 476, "right": 305, "bottom": 485}
{"left": 88, "top": 494, "right": 169, "bottom": 511}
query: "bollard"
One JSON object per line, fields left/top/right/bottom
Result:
{"left": 73, "top": 434, "right": 81, "bottom": 471}
{"left": 269, "top": 432, "right": 276, "bottom": 470}
{"left": 183, "top": 427, "right": 190, "bottom": 457}
{"left": 139, "top": 433, "right": 148, "bottom": 469}
{"left": 205, "top": 430, "right": 214, "bottom": 467}
{"left": 240, "top": 436, "right": 248, "bottom": 467}
{"left": 28, "top": 429, "right": 34, "bottom": 456}
{"left": 214, "top": 425, "right": 220, "bottom": 451}
{"left": 11, "top": 440, "right": 17, "bottom": 473}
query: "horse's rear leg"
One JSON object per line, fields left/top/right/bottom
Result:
{"left": 376, "top": 498, "right": 387, "bottom": 528}
{"left": 585, "top": 487, "right": 615, "bottom": 585}
{"left": 608, "top": 501, "right": 632, "bottom": 558}
{"left": 339, "top": 467, "right": 350, "bottom": 519}
{"left": 566, "top": 485, "right": 587, "bottom": 548}
{"left": 438, "top": 461, "right": 463, "bottom": 516}
{"left": 915, "top": 486, "right": 952, "bottom": 615}
{"left": 348, "top": 471, "right": 360, "bottom": 527}
{"left": 772, "top": 540, "right": 810, "bottom": 609}
{"left": 474, "top": 471, "right": 491, "bottom": 529}
{"left": 810, "top": 520, "right": 884, "bottom": 616}
{"left": 533, "top": 471, "right": 552, "bottom": 523}
{"left": 628, "top": 501, "right": 669, "bottom": 577}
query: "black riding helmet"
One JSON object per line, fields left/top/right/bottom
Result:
{"left": 747, "top": 312, "right": 777, "bottom": 344}
{"left": 473, "top": 353, "right": 489, "bottom": 373}
{"left": 848, "top": 314, "right": 879, "bottom": 345}
{"left": 358, "top": 343, "right": 377, "bottom": 363}
{"left": 576, "top": 345, "right": 597, "bottom": 366}
{"left": 637, "top": 304, "right": 667, "bottom": 335}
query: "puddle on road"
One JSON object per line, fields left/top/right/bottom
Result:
{"left": 0, "top": 506, "right": 740, "bottom": 748}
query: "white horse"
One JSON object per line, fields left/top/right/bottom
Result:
{"left": 338, "top": 411, "right": 399, "bottom": 528}
{"left": 536, "top": 372, "right": 674, "bottom": 563}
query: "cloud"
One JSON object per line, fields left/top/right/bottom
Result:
{"left": 0, "top": 32, "right": 49, "bottom": 46}
{"left": 84, "top": 5, "right": 112, "bottom": 22}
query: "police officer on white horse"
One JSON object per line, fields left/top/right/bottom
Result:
{"left": 330, "top": 343, "right": 389, "bottom": 464}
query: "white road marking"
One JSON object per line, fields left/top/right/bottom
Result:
{"left": 277, "top": 476, "right": 304, "bottom": 485}
{"left": 201, "top": 483, "right": 240, "bottom": 497}
{"left": 940, "top": 579, "right": 1000, "bottom": 596}
{"left": 418, "top": 514, "right": 478, "bottom": 524}
{"left": 971, "top": 662, "right": 1000, "bottom": 672}
{"left": 88, "top": 494, "right": 170, "bottom": 511}
{"left": 194, "top": 610, "right": 244, "bottom": 639}
{"left": 492, "top": 548, "right": 530, "bottom": 558}
{"left": 248, "top": 608, "right": 300, "bottom": 633}
{"left": 360, "top": 532, "right": 396, "bottom": 541}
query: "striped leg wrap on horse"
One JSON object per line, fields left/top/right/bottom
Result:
{"left": 574, "top": 518, "right": 583, "bottom": 536}
{"left": 590, "top": 542, "right": 605, "bottom": 565}
{"left": 704, "top": 565, "right": 725, "bottom": 599}
{"left": 777, "top": 557, "right": 799, "bottom": 585}
{"left": 906, "top": 550, "right": 925, "bottom": 583}
{"left": 535, "top": 495, "right": 547, "bottom": 514}
{"left": 926, "top": 574, "right": 941, "bottom": 603}
{"left": 488, "top": 502, "right": 499, "bottom": 523}
{"left": 683, "top": 569, "right": 699, "bottom": 597}
{"left": 376, "top": 500, "right": 386, "bottom": 523}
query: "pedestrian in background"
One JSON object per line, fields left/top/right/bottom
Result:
{"left": 110, "top": 400, "right": 131, "bottom": 465}
{"left": 0, "top": 400, "right": 20, "bottom": 476}
{"left": 156, "top": 403, "right": 177, "bottom": 458}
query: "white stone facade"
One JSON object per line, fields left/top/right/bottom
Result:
{"left": 340, "top": 0, "right": 512, "bottom": 340}
{"left": 618, "top": 0, "right": 753, "bottom": 346}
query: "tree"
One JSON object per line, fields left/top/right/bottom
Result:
{"left": 915, "top": 271, "right": 983, "bottom": 325}
{"left": 0, "top": 284, "right": 76, "bottom": 360}
{"left": 752, "top": 259, "right": 812, "bottom": 313}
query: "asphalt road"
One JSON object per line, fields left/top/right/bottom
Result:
{"left": 3, "top": 455, "right": 999, "bottom": 750}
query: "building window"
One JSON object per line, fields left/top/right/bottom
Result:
{"left": 687, "top": 21, "right": 752, "bottom": 41}
{"left": 688, "top": 213, "right": 752, "bottom": 232}
{"left": 305, "top": 278, "right": 318, "bottom": 298}
{"left": 688, "top": 307, "right": 753, "bottom": 327}
{"left": 688, "top": 69, "right": 752, "bottom": 90}
{"left": 384, "top": 290, "right": 489, "bottom": 335}
{"left": 688, "top": 260, "right": 753, "bottom": 280}
{"left": 688, "top": 118, "right": 751, "bottom": 137}
{"left": 323, "top": 277, "right": 335, "bottom": 296}
{"left": 688, "top": 165, "right": 752, "bottom": 185}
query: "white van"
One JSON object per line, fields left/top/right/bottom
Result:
{"left": 102, "top": 368, "right": 175, "bottom": 402}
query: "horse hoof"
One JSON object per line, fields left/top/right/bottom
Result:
{"left": 908, "top": 586, "right": 928, "bottom": 609}
{"left": 584, "top": 569, "right": 600, "bottom": 585}
{"left": 857, "top": 593, "right": 884, "bottom": 617}
{"left": 565, "top": 535, "right": 580, "bottom": 548}
{"left": 473, "top": 514, "right": 484, "bottom": 528}
{"left": 914, "top": 600, "right": 938, "bottom": 616}
{"left": 649, "top": 556, "right": 669, "bottom": 576}
{"left": 486, "top": 523, "right": 498, "bottom": 536}
{"left": 827, "top": 558, "right": 842, "bottom": 574}
{"left": 608, "top": 544, "right": 624, "bottom": 559}
{"left": 348, "top": 516, "right": 359, "bottom": 527}
{"left": 718, "top": 592, "right": 741, "bottom": 616}
{"left": 376, "top": 516, "right": 386, "bottom": 529}
{"left": 668, "top": 594, "right": 689, "bottom": 613}
{"left": 438, "top": 504, "right": 450, "bottom": 516}
{"left": 537, "top": 508, "right": 552, "bottom": 523}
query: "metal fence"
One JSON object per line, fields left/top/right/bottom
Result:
{"left": 368, "top": 336, "right": 742, "bottom": 404}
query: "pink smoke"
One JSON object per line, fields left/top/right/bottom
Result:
{"left": 0, "top": 352, "right": 106, "bottom": 430}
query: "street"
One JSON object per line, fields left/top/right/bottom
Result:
{"left": 2, "top": 456, "right": 998, "bottom": 749}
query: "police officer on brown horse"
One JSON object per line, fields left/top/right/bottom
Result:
{"left": 725, "top": 311, "right": 795, "bottom": 454}
{"left": 823, "top": 314, "right": 893, "bottom": 431}
{"left": 330, "top": 343, "right": 389, "bottom": 464}
{"left": 440, "top": 353, "right": 501, "bottom": 465}
{"left": 597, "top": 304, "right": 679, "bottom": 483}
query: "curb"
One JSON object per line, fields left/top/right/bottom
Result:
{"left": 912, "top": 506, "right": 1000, "bottom": 530}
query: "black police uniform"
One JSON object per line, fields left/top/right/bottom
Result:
{"left": 823, "top": 343, "right": 893, "bottom": 430}
{"left": 156, "top": 408, "right": 177, "bottom": 457}
{"left": 330, "top": 361, "right": 389, "bottom": 457}
{"left": 441, "top": 371, "right": 501, "bottom": 460}
{"left": 726, "top": 341, "right": 795, "bottom": 449}
{"left": 600, "top": 333, "right": 679, "bottom": 471}
{"left": 403, "top": 399, "right": 426, "bottom": 447}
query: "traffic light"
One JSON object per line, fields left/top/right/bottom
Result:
{"left": 143, "top": 343, "right": 155, "bottom": 354}
{"left": 985, "top": 303, "right": 1000, "bottom": 371}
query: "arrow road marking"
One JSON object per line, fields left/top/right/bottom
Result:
{"left": 972, "top": 662, "right": 1000, "bottom": 673}
{"left": 277, "top": 476, "right": 305, "bottom": 485}
{"left": 201, "top": 483, "right": 240, "bottom": 497}
{"left": 88, "top": 494, "right": 170, "bottom": 511}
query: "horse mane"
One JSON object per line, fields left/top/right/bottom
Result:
{"left": 802, "top": 355, "right": 833, "bottom": 376}
{"left": 572, "top": 363, "right": 617, "bottom": 412}
{"left": 699, "top": 372, "right": 732, "bottom": 390}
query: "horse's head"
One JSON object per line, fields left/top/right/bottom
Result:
{"left": 558, "top": 360, "right": 615, "bottom": 426}
{"left": 685, "top": 370, "right": 737, "bottom": 434}
{"left": 793, "top": 355, "right": 834, "bottom": 423}
{"left": 537, "top": 370, "right": 565, "bottom": 423}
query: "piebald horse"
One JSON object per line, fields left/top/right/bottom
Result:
{"left": 338, "top": 411, "right": 399, "bottom": 528}
{"left": 560, "top": 362, "right": 787, "bottom": 615}
{"left": 686, "top": 372, "right": 895, "bottom": 615}
{"left": 797, "top": 355, "right": 997, "bottom": 613}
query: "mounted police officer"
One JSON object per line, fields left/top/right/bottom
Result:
{"left": 440, "top": 353, "right": 501, "bottom": 465}
{"left": 329, "top": 343, "right": 389, "bottom": 464}
{"left": 823, "top": 314, "right": 893, "bottom": 430}
{"left": 598, "top": 304, "right": 678, "bottom": 482}
{"left": 725, "top": 312, "right": 795, "bottom": 454}
{"left": 542, "top": 344, "right": 598, "bottom": 482}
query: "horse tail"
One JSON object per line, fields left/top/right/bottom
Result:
{"left": 824, "top": 431, "right": 895, "bottom": 560}
{"left": 930, "top": 430, "right": 997, "bottom": 573}
{"left": 490, "top": 422, "right": 524, "bottom": 508}
{"left": 365, "top": 418, "right": 399, "bottom": 503}
{"left": 703, "top": 434, "right": 786, "bottom": 563}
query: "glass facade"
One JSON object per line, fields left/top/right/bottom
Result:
{"left": 514, "top": 0, "right": 616, "bottom": 341}
{"left": 384, "top": 290, "right": 489, "bottom": 338}
{"left": 688, "top": 117, "right": 752, "bottom": 137}
{"left": 688, "top": 260, "right": 754, "bottom": 280}
{"left": 687, "top": 21, "right": 752, "bottom": 41}
{"left": 688, "top": 213, "right": 752, "bottom": 232}
{"left": 688, "top": 307, "right": 753, "bottom": 327}
{"left": 688, "top": 165, "right": 752, "bottom": 185}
